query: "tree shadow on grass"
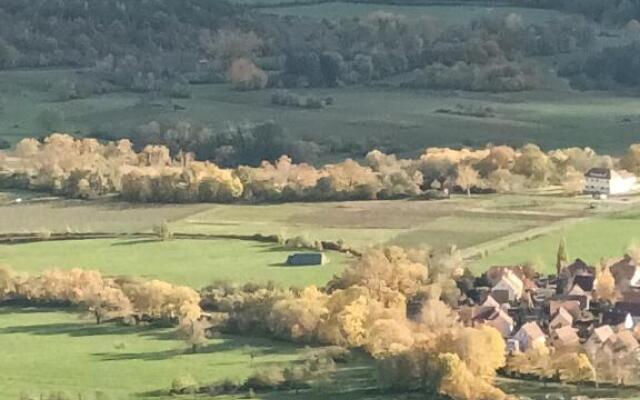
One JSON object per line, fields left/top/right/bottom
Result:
{"left": 0, "top": 305, "right": 77, "bottom": 316}
{"left": 0, "top": 318, "right": 175, "bottom": 343}
{"left": 93, "top": 335, "right": 302, "bottom": 362}
{"left": 110, "top": 238, "right": 162, "bottom": 246}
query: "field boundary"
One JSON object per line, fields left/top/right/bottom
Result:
{"left": 0, "top": 232, "right": 362, "bottom": 256}
{"left": 461, "top": 217, "right": 584, "bottom": 263}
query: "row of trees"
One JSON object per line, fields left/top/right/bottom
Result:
{"left": 4, "top": 134, "right": 640, "bottom": 202}
{"left": 0, "top": 267, "right": 201, "bottom": 325}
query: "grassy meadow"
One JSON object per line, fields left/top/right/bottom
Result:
{"left": 0, "top": 307, "right": 310, "bottom": 400}
{"left": 471, "top": 206, "right": 640, "bottom": 274}
{"left": 0, "top": 238, "right": 350, "bottom": 288}
{"left": 3, "top": 68, "right": 640, "bottom": 155}
{"left": 1, "top": 308, "right": 638, "bottom": 400}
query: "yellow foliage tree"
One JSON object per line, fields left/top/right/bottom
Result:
{"left": 594, "top": 263, "right": 619, "bottom": 303}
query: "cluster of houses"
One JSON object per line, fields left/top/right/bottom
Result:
{"left": 460, "top": 255, "right": 640, "bottom": 356}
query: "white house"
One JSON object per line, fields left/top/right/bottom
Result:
{"left": 491, "top": 270, "right": 524, "bottom": 302}
{"left": 514, "top": 321, "right": 546, "bottom": 352}
{"left": 584, "top": 168, "right": 636, "bottom": 195}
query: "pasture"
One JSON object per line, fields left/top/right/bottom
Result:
{"left": 3, "top": 68, "right": 640, "bottom": 155}
{"left": 0, "top": 238, "right": 350, "bottom": 288}
{"left": 471, "top": 207, "right": 640, "bottom": 274}
{"left": 170, "top": 194, "right": 595, "bottom": 251}
{"left": 0, "top": 308, "right": 308, "bottom": 400}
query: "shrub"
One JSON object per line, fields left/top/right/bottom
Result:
{"left": 171, "top": 375, "right": 198, "bottom": 394}
{"left": 270, "top": 90, "right": 330, "bottom": 109}
{"left": 153, "top": 222, "right": 173, "bottom": 241}
{"left": 35, "top": 229, "right": 52, "bottom": 241}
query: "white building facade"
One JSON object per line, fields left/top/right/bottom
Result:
{"left": 584, "top": 168, "right": 636, "bottom": 195}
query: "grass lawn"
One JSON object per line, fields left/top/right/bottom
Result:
{"left": 0, "top": 238, "right": 350, "bottom": 289}
{"left": 471, "top": 211, "right": 640, "bottom": 274}
{"left": 0, "top": 307, "right": 308, "bottom": 400}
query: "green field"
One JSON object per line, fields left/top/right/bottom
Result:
{"left": 170, "top": 195, "right": 594, "bottom": 251}
{"left": 3, "top": 69, "right": 640, "bottom": 154}
{"left": 0, "top": 308, "right": 309, "bottom": 400}
{"left": 472, "top": 210, "right": 640, "bottom": 274}
{"left": 263, "top": 3, "right": 565, "bottom": 25}
{"left": 0, "top": 238, "right": 350, "bottom": 288}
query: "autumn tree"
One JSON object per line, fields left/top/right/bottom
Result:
{"left": 438, "top": 353, "right": 509, "bottom": 400}
{"left": 512, "top": 144, "right": 553, "bottom": 186}
{"left": 267, "top": 286, "right": 328, "bottom": 342}
{"left": 178, "top": 318, "right": 211, "bottom": 352}
{"left": 556, "top": 237, "right": 568, "bottom": 277}
{"left": 561, "top": 166, "right": 585, "bottom": 195}
{"left": 0, "top": 266, "right": 16, "bottom": 298}
{"left": 594, "top": 262, "right": 619, "bottom": 304}
{"left": 332, "top": 246, "right": 429, "bottom": 298}
{"left": 202, "top": 29, "right": 263, "bottom": 66}
{"left": 455, "top": 163, "right": 480, "bottom": 196}
{"left": 620, "top": 143, "right": 640, "bottom": 175}
{"left": 228, "top": 58, "right": 268, "bottom": 91}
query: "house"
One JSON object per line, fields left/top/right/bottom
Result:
{"left": 551, "top": 325, "right": 580, "bottom": 348}
{"left": 550, "top": 307, "right": 574, "bottom": 330}
{"left": 614, "top": 301, "right": 640, "bottom": 324}
{"left": 564, "top": 258, "right": 596, "bottom": 277}
{"left": 585, "top": 325, "right": 615, "bottom": 352}
{"left": 286, "top": 253, "right": 327, "bottom": 266}
{"left": 490, "top": 289, "right": 511, "bottom": 305}
{"left": 481, "top": 294, "right": 501, "bottom": 309}
{"left": 568, "top": 284, "right": 592, "bottom": 310}
{"left": 558, "top": 258, "right": 595, "bottom": 295}
{"left": 622, "top": 290, "right": 640, "bottom": 304}
{"left": 584, "top": 168, "right": 637, "bottom": 195}
{"left": 573, "top": 274, "right": 595, "bottom": 292}
{"left": 486, "top": 266, "right": 537, "bottom": 291}
{"left": 603, "top": 309, "right": 632, "bottom": 328}
{"left": 491, "top": 271, "right": 524, "bottom": 302}
{"left": 472, "top": 306, "right": 514, "bottom": 338}
{"left": 608, "top": 255, "right": 640, "bottom": 292}
{"left": 514, "top": 321, "right": 546, "bottom": 351}
{"left": 549, "top": 299, "right": 582, "bottom": 319}
{"left": 612, "top": 330, "right": 639, "bottom": 352}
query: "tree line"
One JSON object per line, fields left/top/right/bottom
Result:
{"left": 3, "top": 133, "right": 640, "bottom": 202}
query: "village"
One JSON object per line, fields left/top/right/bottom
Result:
{"left": 456, "top": 246, "right": 640, "bottom": 377}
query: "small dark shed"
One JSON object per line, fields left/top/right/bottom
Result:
{"left": 286, "top": 253, "right": 326, "bottom": 266}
